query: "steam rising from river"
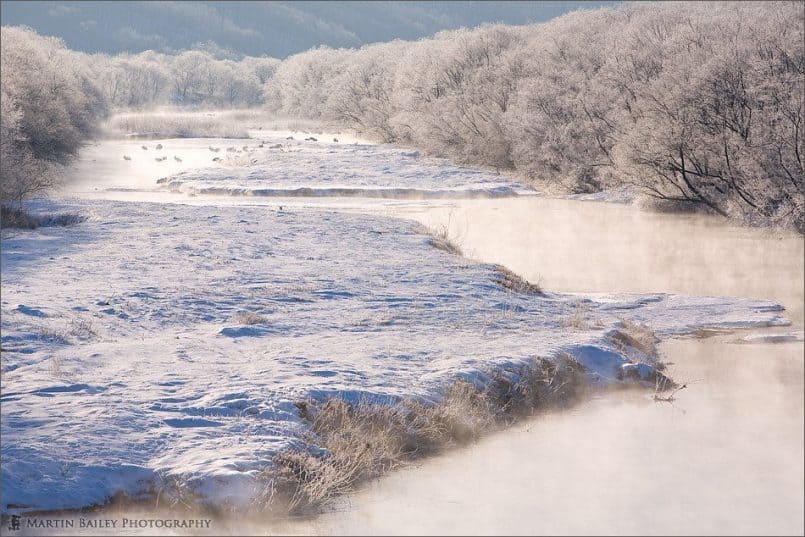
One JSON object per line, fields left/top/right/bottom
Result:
{"left": 46, "top": 133, "right": 803, "bottom": 535}
{"left": 401, "top": 198, "right": 804, "bottom": 326}
{"left": 281, "top": 198, "right": 803, "bottom": 535}
{"left": 304, "top": 197, "right": 801, "bottom": 536}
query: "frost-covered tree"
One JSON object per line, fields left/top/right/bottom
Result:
{"left": 264, "top": 47, "right": 352, "bottom": 119}
{"left": 215, "top": 60, "right": 261, "bottom": 106}
{"left": 0, "top": 26, "right": 108, "bottom": 205}
{"left": 171, "top": 50, "right": 210, "bottom": 104}
{"left": 326, "top": 40, "right": 410, "bottom": 141}
{"left": 1, "top": 85, "right": 51, "bottom": 203}
{"left": 503, "top": 10, "right": 620, "bottom": 191}
{"left": 612, "top": 2, "right": 804, "bottom": 229}
{"left": 89, "top": 52, "right": 171, "bottom": 109}
{"left": 391, "top": 26, "right": 526, "bottom": 168}
{"left": 261, "top": 1, "right": 803, "bottom": 230}
{"left": 241, "top": 56, "right": 281, "bottom": 85}
{"left": 89, "top": 50, "right": 273, "bottom": 109}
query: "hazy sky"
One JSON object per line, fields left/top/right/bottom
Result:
{"left": 0, "top": 1, "right": 615, "bottom": 57}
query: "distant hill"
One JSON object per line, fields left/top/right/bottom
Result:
{"left": 0, "top": 1, "right": 613, "bottom": 58}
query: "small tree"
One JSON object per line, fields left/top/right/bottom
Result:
{"left": 0, "top": 26, "right": 109, "bottom": 206}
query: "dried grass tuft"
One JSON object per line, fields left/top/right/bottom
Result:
{"left": 263, "top": 356, "right": 587, "bottom": 514}
{"left": 1, "top": 205, "right": 40, "bottom": 229}
{"left": 609, "top": 319, "right": 659, "bottom": 361}
{"left": 562, "top": 300, "right": 592, "bottom": 329}
{"left": 427, "top": 226, "right": 463, "bottom": 256}
{"left": 493, "top": 265, "right": 543, "bottom": 295}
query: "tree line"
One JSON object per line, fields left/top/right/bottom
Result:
{"left": 2, "top": 2, "right": 803, "bottom": 231}
{"left": 0, "top": 26, "right": 278, "bottom": 206}
{"left": 86, "top": 49, "right": 279, "bottom": 109}
{"left": 264, "top": 2, "right": 804, "bottom": 231}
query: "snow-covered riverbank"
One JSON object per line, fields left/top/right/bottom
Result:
{"left": 0, "top": 133, "right": 794, "bottom": 515}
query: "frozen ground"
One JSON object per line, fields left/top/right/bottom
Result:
{"left": 0, "top": 198, "right": 789, "bottom": 514}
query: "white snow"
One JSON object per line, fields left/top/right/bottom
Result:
{"left": 156, "top": 133, "right": 534, "bottom": 200}
{"left": 741, "top": 331, "right": 804, "bottom": 344}
{"left": 564, "top": 186, "right": 637, "bottom": 204}
{"left": 0, "top": 132, "right": 792, "bottom": 514}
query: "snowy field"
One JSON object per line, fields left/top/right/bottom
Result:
{"left": 0, "top": 134, "right": 792, "bottom": 514}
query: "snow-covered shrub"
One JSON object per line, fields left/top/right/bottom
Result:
{"left": 232, "top": 311, "right": 268, "bottom": 325}
{"left": 0, "top": 204, "right": 40, "bottom": 229}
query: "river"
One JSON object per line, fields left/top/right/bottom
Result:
{"left": 31, "top": 135, "right": 805, "bottom": 535}
{"left": 273, "top": 198, "right": 803, "bottom": 535}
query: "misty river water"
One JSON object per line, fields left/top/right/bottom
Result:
{"left": 38, "top": 136, "right": 805, "bottom": 535}
{"left": 279, "top": 199, "right": 803, "bottom": 536}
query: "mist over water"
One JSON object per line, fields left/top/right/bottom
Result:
{"left": 263, "top": 197, "right": 804, "bottom": 535}
{"left": 278, "top": 197, "right": 801, "bottom": 536}
{"left": 400, "top": 198, "right": 804, "bottom": 325}
{"left": 264, "top": 335, "right": 800, "bottom": 536}
{"left": 45, "top": 138, "right": 804, "bottom": 535}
